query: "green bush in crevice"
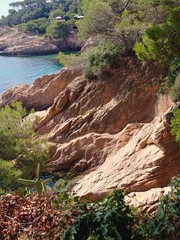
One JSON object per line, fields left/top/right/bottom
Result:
{"left": 84, "top": 40, "right": 124, "bottom": 80}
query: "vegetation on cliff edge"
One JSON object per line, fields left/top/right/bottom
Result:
{"left": 57, "top": 0, "right": 180, "bottom": 87}
{"left": 0, "top": 102, "right": 49, "bottom": 193}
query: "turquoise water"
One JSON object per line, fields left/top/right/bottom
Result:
{"left": 0, "top": 55, "right": 63, "bottom": 94}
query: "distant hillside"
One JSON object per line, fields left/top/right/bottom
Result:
{"left": 0, "top": 0, "right": 82, "bottom": 26}
{"left": 0, "top": 0, "right": 83, "bottom": 43}
{"left": 0, "top": 26, "right": 81, "bottom": 55}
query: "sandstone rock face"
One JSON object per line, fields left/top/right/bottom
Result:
{"left": 72, "top": 118, "right": 179, "bottom": 201}
{"left": 125, "top": 186, "right": 171, "bottom": 213}
{"left": 0, "top": 68, "right": 82, "bottom": 110}
{"left": 0, "top": 27, "right": 81, "bottom": 56}
{"left": 0, "top": 56, "right": 179, "bottom": 210}
{"left": 0, "top": 84, "right": 30, "bottom": 107}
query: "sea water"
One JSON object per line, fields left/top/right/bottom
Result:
{"left": 0, "top": 55, "right": 63, "bottom": 94}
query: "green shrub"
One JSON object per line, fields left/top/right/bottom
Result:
{"left": 0, "top": 102, "right": 49, "bottom": 180}
{"left": 137, "top": 178, "right": 180, "bottom": 240}
{"left": 134, "top": 6, "right": 180, "bottom": 66}
{"left": 48, "top": 7, "right": 63, "bottom": 21}
{"left": 46, "top": 20, "right": 70, "bottom": 39}
{"left": 84, "top": 40, "right": 124, "bottom": 80}
{"left": 56, "top": 178, "right": 180, "bottom": 240}
{"left": 57, "top": 50, "right": 89, "bottom": 70}
{"left": 165, "top": 57, "right": 180, "bottom": 86}
{"left": 0, "top": 160, "right": 21, "bottom": 192}
{"left": 58, "top": 190, "right": 135, "bottom": 240}
{"left": 158, "top": 57, "right": 180, "bottom": 95}
{"left": 170, "top": 72, "right": 180, "bottom": 101}
{"left": 171, "top": 108, "right": 180, "bottom": 142}
{"left": 57, "top": 51, "right": 78, "bottom": 66}
{"left": 18, "top": 18, "right": 48, "bottom": 34}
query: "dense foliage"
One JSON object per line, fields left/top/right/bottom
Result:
{"left": 18, "top": 18, "right": 48, "bottom": 34}
{"left": 58, "top": 190, "right": 135, "bottom": 240}
{"left": 46, "top": 20, "right": 70, "bottom": 39}
{"left": 137, "top": 178, "right": 180, "bottom": 240}
{"left": 0, "top": 102, "right": 49, "bottom": 192}
{"left": 171, "top": 108, "right": 180, "bottom": 143}
{"left": 0, "top": 0, "right": 82, "bottom": 26}
{"left": 84, "top": 40, "right": 124, "bottom": 80}
{"left": 0, "top": 178, "right": 179, "bottom": 239}
{"left": 0, "top": 0, "right": 82, "bottom": 41}
{"left": 56, "top": 0, "right": 180, "bottom": 82}
{"left": 76, "top": 0, "right": 168, "bottom": 42}
{"left": 134, "top": 4, "right": 180, "bottom": 66}
{"left": 1, "top": 0, "right": 180, "bottom": 82}
{"left": 48, "top": 7, "right": 64, "bottom": 21}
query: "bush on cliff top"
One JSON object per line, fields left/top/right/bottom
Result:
{"left": 134, "top": 5, "right": 180, "bottom": 66}
{"left": 18, "top": 18, "right": 48, "bottom": 34}
{"left": 45, "top": 20, "right": 70, "bottom": 40}
{"left": 58, "top": 190, "right": 135, "bottom": 240}
{"left": 84, "top": 40, "right": 124, "bottom": 80}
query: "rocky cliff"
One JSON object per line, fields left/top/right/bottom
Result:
{"left": 0, "top": 56, "right": 179, "bottom": 210}
{"left": 0, "top": 27, "right": 81, "bottom": 56}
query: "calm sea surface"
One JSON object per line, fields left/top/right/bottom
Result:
{"left": 0, "top": 55, "right": 63, "bottom": 94}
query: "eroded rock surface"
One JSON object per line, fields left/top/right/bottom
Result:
{"left": 1, "top": 56, "right": 179, "bottom": 210}
{"left": 125, "top": 186, "right": 172, "bottom": 213}
{"left": 72, "top": 118, "right": 179, "bottom": 200}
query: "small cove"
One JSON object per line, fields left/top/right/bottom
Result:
{"left": 0, "top": 54, "right": 63, "bottom": 94}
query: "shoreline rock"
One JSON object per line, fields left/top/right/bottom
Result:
{"left": 0, "top": 27, "right": 81, "bottom": 56}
